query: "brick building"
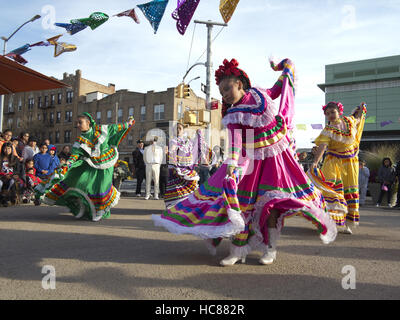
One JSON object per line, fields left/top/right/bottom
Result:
{"left": 3, "top": 70, "right": 224, "bottom": 164}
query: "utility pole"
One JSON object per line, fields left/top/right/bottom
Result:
{"left": 192, "top": 20, "right": 227, "bottom": 146}
{"left": 193, "top": 20, "right": 227, "bottom": 110}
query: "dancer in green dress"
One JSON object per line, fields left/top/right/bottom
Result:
{"left": 39, "top": 112, "right": 135, "bottom": 221}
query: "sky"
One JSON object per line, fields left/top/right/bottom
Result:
{"left": 1, "top": 0, "right": 400, "bottom": 148}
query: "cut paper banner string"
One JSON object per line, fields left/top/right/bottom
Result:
{"left": 54, "top": 42, "right": 77, "bottom": 57}
{"left": 219, "top": 0, "right": 240, "bottom": 23}
{"left": 380, "top": 120, "right": 393, "bottom": 127}
{"left": 296, "top": 124, "right": 307, "bottom": 131}
{"left": 55, "top": 22, "right": 88, "bottom": 35}
{"left": 71, "top": 12, "right": 109, "bottom": 30}
{"left": 47, "top": 34, "right": 63, "bottom": 45}
{"left": 5, "top": 53, "right": 28, "bottom": 65}
{"left": 114, "top": 8, "right": 140, "bottom": 24}
{"left": 172, "top": 0, "right": 201, "bottom": 35}
{"left": 365, "top": 116, "right": 376, "bottom": 124}
{"left": 30, "top": 41, "right": 51, "bottom": 47}
{"left": 138, "top": 0, "right": 169, "bottom": 34}
{"left": 311, "top": 124, "right": 323, "bottom": 130}
{"left": 46, "top": 34, "right": 77, "bottom": 58}
{"left": 8, "top": 44, "right": 31, "bottom": 56}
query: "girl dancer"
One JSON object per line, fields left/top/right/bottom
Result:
{"left": 164, "top": 123, "right": 200, "bottom": 208}
{"left": 309, "top": 101, "right": 367, "bottom": 234}
{"left": 153, "top": 58, "right": 337, "bottom": 266}
{"left": 38, "top": 113, "right": 134, "bottom": 221}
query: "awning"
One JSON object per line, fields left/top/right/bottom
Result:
{"left": 0, "top": 55, "right": 70, "bottom": 94}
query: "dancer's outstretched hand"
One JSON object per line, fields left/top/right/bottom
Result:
{"left": 128, "top": 117, "right": 135, "bottom": 127}
{"left": 226, "top": 165, "right": 235, "bottom": 177}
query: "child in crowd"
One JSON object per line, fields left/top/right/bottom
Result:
{"left": 22, "top": 160, "right": 42, "bottom": 203}
{"left": 33, "top": 144, "right": 53, "bottom": 180}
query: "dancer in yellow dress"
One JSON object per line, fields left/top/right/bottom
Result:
{"left": 309, "top": 101, "right": 367, "bottom": 234}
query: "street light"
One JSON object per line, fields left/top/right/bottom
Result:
{"left": 187, "top": 76, "right": 200, "bottom": 86}
{"left": 2, "top": 14, "right": 41, "bottom": 55}
{"left": 0, "top": 14, "right": 41, "bottom": 132}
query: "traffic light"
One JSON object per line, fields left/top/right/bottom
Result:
{"left": 183, "top": 84, "right": 190, "bottom": 98}
{"left": 175, "top": 83, "right": 184, "bottom": 98}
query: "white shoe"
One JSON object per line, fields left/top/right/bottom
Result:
{"left": 220, "top": 254, "right": 246, "bottom": 267}
{"left": 92, "top": 212, "right": 103, "bottom": 222}
{"left": 154, "top": 195, "right": 159, "bottom": 200}
{"left": 376, "top": 204, "right": 380, "bottom": 207}
{"left": 259, "top": 250, "right": 277, "bottom": 265}
{"left": 144, "top": 195, "right": 150, "bottom": 200}
{"left": 339, "top": 226, "right": 353, "bottom": 234}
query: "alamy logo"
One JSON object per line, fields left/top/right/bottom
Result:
{"left": 341, "top": 5, "right": 356, "bottom": 30}
{"left": 41, "top": 5, "right": 56, "bottom": 30}
{"left": 42, "top": 265, "right": 56, "bottom": 290}
{"left": 341, "top": 265, "right": 356, "bottom": 290}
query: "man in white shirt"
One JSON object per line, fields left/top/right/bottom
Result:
{"left": 144, "top": 136, "right": 163, "bottom": 200}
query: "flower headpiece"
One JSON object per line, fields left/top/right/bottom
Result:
{"left": 215, "top": 58, "right": 251, "bottom": 88}
{"left": 322, "top": 101, "right": 344, "bottom": 116}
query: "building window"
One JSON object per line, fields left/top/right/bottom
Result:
{"left": 139, "top": 127, "right": 146, "bottom": 139}
{"left": 56, "top": 112, "right": 61, "bottom": 123}
{"left": 7, "top": 118, "right": 13, "bottom": 128}
{"left": 58, "top": 93, "right": 62, "bottom": 104}
{"left": 51, "top": 94, "right": 55, "bottom": 106}
{"left": 64, "top": 130, "right": 72, "bottom": 143}
{"left": 65, "top": 111, "right": 72, "bottom": 122}
{"left": 38, "top": 97, "right": 42, "bottom": 108}
{"left": 28, "top": 98, "right": 34, "bottom": 110}
{"left": 66, "top": 91, "right": 74, "bottom": 104}
{"left": 49, "top": 132, "right": 53, "bottom": 143}
{"left": 17, "top": 118, "right": 22, "bottom": 128}
{"left": 8, "top": 100, "right": 14, "bottom": 113}
{"left": 140, "top": 106, "right": 146, "bottom": 122}
{"left": 154, "top": 104, "right": 165, "bottom": 121}
{"left": 50, "top": 112, "right": 54, "bottom": 124}
{"left": 128, "top": 133, "right": 133, "bottom": 146}
{"left": 96, "top": 111, "right": 102, "bottom": 123}
{"left": 44, "top": 96, "right": 49, "bottom": 107}
{"left": 38, "top": 113, "right": 41, "bottom": 121}
{"left": 55, "top": 131, "right": 60, "bottom": 143}
{"left": 177, "top": 102, "right": 183, "bottom": 120}
{"left": 107, "top": 110, "right": 112, "bottom": 123}
{"left": 118, "top": 108, "right": 123, "bottom": 123}
{"left": 129, "top": 107, "right": 134, "bottom": 118}
{"left": 18, "top": 98, "right": 22, "bottom": 111}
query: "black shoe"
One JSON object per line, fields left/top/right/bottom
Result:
{"left": 34, "top": 199, "right": 41, "bottom": 206}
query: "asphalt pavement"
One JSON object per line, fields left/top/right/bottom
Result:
{"left": 0, "top": 195, "right": 399, "bottom": 300}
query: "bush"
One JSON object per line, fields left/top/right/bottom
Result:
{"left": 362, "top": 144, "right": 400, "bottom": 183}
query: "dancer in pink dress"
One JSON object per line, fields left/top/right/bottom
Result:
{"left": 152, "top": 58, "right": 337, "bottom": 266}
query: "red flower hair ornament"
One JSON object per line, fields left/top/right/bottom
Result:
{"left": 322, "top": 101, "right": 344, "bottom": 116}
{"left": 215, "top": 58, "right": 251, "bottom": 88}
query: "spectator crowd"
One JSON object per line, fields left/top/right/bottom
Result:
{"left": 0, "top": 129, "right": 71, "bottom": 206}
{"left": 2, "top": 128, "right": 399, "bottom": 210}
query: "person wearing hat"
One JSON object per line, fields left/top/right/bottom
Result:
{"left": 132, "top": 139, "right": 146, "bottom": 197}
{"left": 36, "top": 112, "right": 135, "bottom": 221}
{"left": 153, "top": 58, "right": 337, "bottom": 266}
